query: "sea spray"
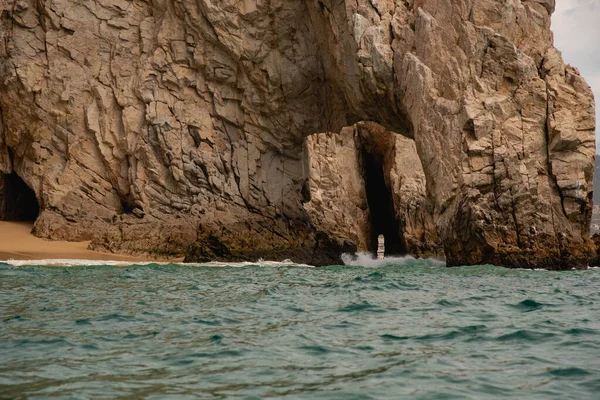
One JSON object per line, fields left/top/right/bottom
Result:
{"left": 341, "top": 252, "right": 446, "bottom": 267}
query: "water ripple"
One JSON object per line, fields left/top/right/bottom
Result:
{"left": 0, "top": 262, "right": 598, "bottom": 398}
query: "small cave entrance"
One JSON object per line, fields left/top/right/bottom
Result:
{"left": 361, "top": 149, "right": 405, "bottom": 257}
{"left": 0, "top": 172, "right": 40, "bottom": 221}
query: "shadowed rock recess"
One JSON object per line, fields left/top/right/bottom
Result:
{"left": 0, "top": 0, "right": 596, "bottom": 268}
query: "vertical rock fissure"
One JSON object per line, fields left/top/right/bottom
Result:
{"left": 0, "top": 172, "right": 40, "bottom": 222}
{"left": 544, "top": 83, "right": 569, "bottom": 220}
{"left": 361, "top": 148, "right": 405, "bottom": 256}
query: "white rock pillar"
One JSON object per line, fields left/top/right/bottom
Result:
{"left": 377, "top": 234, "right": 385, "bottom": 260}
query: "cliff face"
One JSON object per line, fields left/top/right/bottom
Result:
{"left": 0, "top": 0, "right": 596, "bottom": 267}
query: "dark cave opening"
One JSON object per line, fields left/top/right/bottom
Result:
{"left": 0, "top": 172, "right": 40, "bottom": 221}
{"left": 362, "top": 150, "right": 405, "bottom": 257}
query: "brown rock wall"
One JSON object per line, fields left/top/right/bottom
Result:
{"left": 0, "top": 0, "right": 595, "bottom": 268}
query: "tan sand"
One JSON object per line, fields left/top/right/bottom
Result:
{"left": 0, "top": 221, "right": 180, "bottom": 262}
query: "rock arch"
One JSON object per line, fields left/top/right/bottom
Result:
{"left": 302, "top": 122, "right": 440, "bottom": 259}
{"left": 0, "top": 0, "right": 595, "bottom": 267}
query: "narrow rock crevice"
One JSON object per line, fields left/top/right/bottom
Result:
{"left": 361, "top": 148, "right": 405, "bottom": 257}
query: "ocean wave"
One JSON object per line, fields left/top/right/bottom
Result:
{"left": 341, "top": 252, "right": 446, "bottom": 267}
{"left": 2, "top": 259, "right": 315, "bottom": 268}
{"left": 1, "top": 257, "right": 599, "bottom": 399}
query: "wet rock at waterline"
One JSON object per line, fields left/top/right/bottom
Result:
{"left": 0, "top": 0, "right": 596, "bottom": 268}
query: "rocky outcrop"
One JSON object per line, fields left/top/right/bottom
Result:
{"left": 303, "top": 127, "right": 371, "bottom": 253}
{"left": 0, "top": 0, "right": 595, "bottom": 268}
{"left": 303, "top": 122, "right": 440, "bottom": 258}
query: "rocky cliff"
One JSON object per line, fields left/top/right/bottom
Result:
{"left": 0, "top": 0, "right": 596, "bottom": 268}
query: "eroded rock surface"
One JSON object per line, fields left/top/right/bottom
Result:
{"left": 0, "top": 0, "right": 595, "bottom": 268}
{"left": 304, "top": 122, "right": 441, "bottom": 258}
{"left": 303, "top": 127, "right": 371, "bottom": 253}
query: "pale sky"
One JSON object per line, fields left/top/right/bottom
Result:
{"left": 552, "top": 0, "right": 600, "bottom": 148}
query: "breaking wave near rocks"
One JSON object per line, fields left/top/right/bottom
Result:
{"left": 341, "top": 252, "right": 446, "bottom": 268}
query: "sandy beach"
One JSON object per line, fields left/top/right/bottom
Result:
{"left": 0, "top": 221, "right": 173, "bottom": 262}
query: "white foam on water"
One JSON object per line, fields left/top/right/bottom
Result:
{"left": 4, "top": 259, "right": 137, "bottom": 267}
{"left": 185, "top": 259, "right": 315, "bottom": 268}
{"left": 1, "top": 258, "right": 315, "bottom": 268}
{"left": 341, "top": 252, "right": 446, "bottom": 267}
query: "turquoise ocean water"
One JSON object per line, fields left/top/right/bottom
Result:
{"left": 1, "top": 255, "right": 599, "bottom": 399}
